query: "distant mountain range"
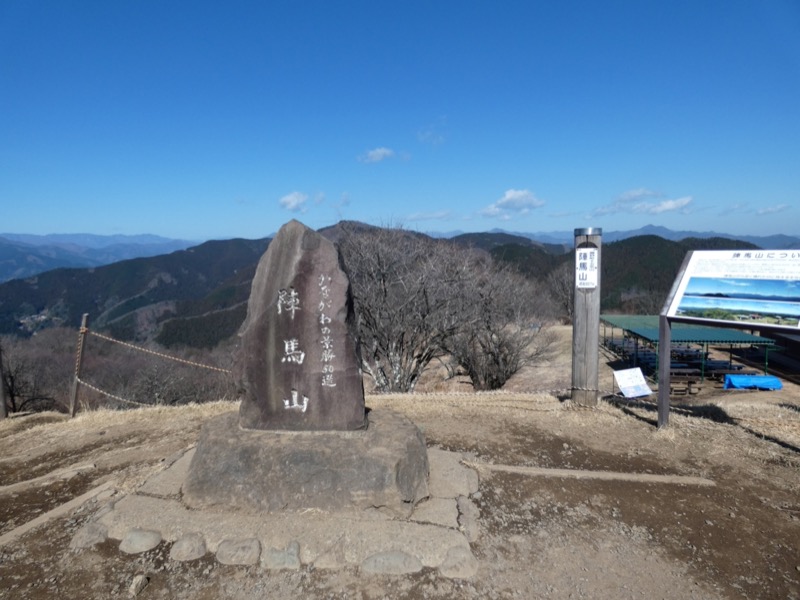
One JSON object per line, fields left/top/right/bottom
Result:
{"left": 3, "top": 225, "right": 798, "bottom": 284}
{"left": 0, "top": 233, "right": 196, "bottom": 283}
{"left": 1, "top": 222, "right": 788, "bottom": 349}
{"left": 430, "top": 224, "right": 800, "bottom": 250}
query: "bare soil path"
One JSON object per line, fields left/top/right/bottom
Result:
{"left": 1, "top": 326, "right": 799, "bottom": 599}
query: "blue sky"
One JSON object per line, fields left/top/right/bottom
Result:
{"left": 2, "top": 1, "right": 799, "bottom": 241}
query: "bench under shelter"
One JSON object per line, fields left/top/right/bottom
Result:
{"left": 600, "top": 314, "right": 777, "bottom": 383}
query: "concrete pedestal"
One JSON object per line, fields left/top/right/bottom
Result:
{"left": 183, "top": 408, "right": 429, "bottom": 517}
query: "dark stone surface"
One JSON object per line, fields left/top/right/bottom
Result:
{"left": 235, "top": 219, "right": 365, "bottom": 431}
{"left": 182, "top": 409, "right": 429, "bottom": 516}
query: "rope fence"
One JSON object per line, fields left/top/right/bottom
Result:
{"left": 86, "top": 330, "right": 232, "bottom": 373}
{"left": 70, "top": 313, "right": 232, "bottom": 415}
{"left": 68, "top": 313, "right": 620, "bottom": 417}
{"left": 75, "top": 377, "right": 154, "bottom": 408}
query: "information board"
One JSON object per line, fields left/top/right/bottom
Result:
{"left": 666, "top": 250, "right": 800, "bottom": 331}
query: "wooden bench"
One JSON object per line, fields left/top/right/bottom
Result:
{"left": 670, "top": 375, "right": 702, "bottom": 395}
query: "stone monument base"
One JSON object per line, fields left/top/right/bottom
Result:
{"left": 183, "top": 408, "right": 429, "bottom": 517}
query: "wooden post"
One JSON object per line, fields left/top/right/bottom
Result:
{"left": 0, "top": 340, "right": 7, "bottom": 420}
{"left": 657, "top": 314, "right": 671, "bottom": 428}
{"left": 571, "top": 228, "right": 602, "bottom": 406}
{"left": 656, "top": 251, "right": 693, "bottom": 428}
{"left": 69, "top": 314, "right": 89, "bottom": 418}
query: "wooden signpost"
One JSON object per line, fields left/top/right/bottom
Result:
{"left": 571, "top": 228, "right": 602, "bottom": 406}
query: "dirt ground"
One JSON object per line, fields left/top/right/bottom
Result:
{"left": 1, "top": 326, "right": 799, "bottom": 599}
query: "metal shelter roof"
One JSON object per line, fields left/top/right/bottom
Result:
{"left": 600, "top": 315, "right": 776, "bottom": 347}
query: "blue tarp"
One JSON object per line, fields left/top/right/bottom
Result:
{"left": 723, "top": 374, "right": 783, "bottom": 391}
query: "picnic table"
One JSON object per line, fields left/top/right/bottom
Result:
{"left": 669, "top": 374, "right": 703, "bottom": 395}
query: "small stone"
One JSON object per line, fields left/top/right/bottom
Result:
{"left": 119, "top": 529, "right": 161, "bottom": 554}
{"left": 69, "top": 522, "right": 108, "bottom": 550}
{"left": 129, "top": 573, "right": 149, "bottom": 596}
{"left": 169, "top": 532, "right": 207, "bottom": 562}
{"left": 439, "top": 545, "right": 479, "bottom": 579}
{"left": 216, "top": 538, "right": 261, "bottom": 565}
{"left": 361, "top": 550, "right": 422, "bottom": 575}
{"left": 262, "top": 540, "right": 301, "bottom": 570}
{"left": 457, "top": 496, "right": 481, "bottom": 543}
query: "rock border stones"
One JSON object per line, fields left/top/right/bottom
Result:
{"left": 84, "top": 443, "right": 481, "bottom": 579}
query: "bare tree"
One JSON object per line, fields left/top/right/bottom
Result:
{"left": 339, "top": 225, "right": 556, "bottom": 392}
{"left": 89, "top": 340, "right": 236, "bottom": 409}
{"left": 546, "top": 261, "right": 574, "bottom": 324}
{"left": 338, "top": 225, "right": 472, "bottom": 392}
{"left": 445, "top": 260, "right": 556, "bottom": 390}
{"left": 0, "top": 334, "right": 62, "bottom": 413}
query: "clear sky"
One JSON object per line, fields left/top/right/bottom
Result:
{"left": 2, "top": 1, "right": 799, "bottom": 241}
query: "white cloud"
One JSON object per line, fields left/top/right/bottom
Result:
{"left": 358, "top": 147, "right": 395, "bottom": 163}
{"left": 618, "top": 187, "right": 660, "bottom": 203}
{"left": 645, "top": 196, "right": 692, "bottom": 214}
{"left": 481, "top": 189, "right": 545, "bottom": 219}
{"left": 593, "top": 189, "right": 692, "bottom": 216}
{"left": 756, "top": 203, "right": 790, "bottom": 216}
{"left": 279, "top": 191, "right": 309, "bottom": 213}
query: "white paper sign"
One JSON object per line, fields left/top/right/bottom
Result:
{"left": 575, "top": 247, "right": 598, "bottom": 289}
{"left": 613, "top": 367, "right": 653, "bottom": 398}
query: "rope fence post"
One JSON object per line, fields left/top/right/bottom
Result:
{"left": 69, "top": 313, "right": 89, "bottom": 418}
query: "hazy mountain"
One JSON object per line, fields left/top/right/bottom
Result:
{"left": 4, "top": 225, "right": 797, "bottom": 284}
{"left": 0, "top": 223, "right": 790, "bottom": 349}
{"left": 0, "top": 232, "right": 194, "bottom": 249}
{"left": 478, "top": 225, "right": 800, "bottom": 250}
{"left": 0, "top": 234, "right": 196, "bottom": 283}
{"left": 450, "top": 231, "right": 570, "bottom": 255}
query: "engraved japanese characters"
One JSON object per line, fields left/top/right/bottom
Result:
{"left": 236, "top": 220, "right": 366, "bottom": 431}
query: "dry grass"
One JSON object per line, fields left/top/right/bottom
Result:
{"left": 0, "top": 401, "right": 238, "bottom": 463}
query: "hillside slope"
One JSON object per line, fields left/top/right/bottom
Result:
{"left": 0, "top": 238, "right": 270, "bottom": 345}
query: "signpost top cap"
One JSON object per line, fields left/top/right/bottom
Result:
{"left": 574, "top": 227, "right": 602, "bottom": 236}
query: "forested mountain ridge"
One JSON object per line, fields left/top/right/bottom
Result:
{"left": 0, "top": 238, "right": 270, "bottom": 346}
{"left": 599, "top": 235, "right": 759, "bottom": 311}
{"left": 0, "top": 227, "right": 772, "bottom": 348}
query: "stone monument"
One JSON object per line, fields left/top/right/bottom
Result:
{"left": 236, "top": 219, "right": 366, "bottom": 431}
{"left": 183, "top": 220, "right": 429, "bottom": 515}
